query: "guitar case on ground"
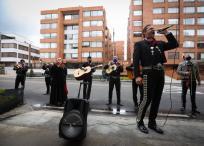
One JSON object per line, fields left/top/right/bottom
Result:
{"left": 59, "top": 82, "right": 89, "bottom": 141}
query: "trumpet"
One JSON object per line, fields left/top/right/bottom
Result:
{"left": 14, "top": 64, "right": 22, "bottom": 69}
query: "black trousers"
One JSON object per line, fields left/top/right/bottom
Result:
{"left": 83, "top": 77, "right": 92, "bottom": 99}
{"left": 137, "top": 69, "right": 164, "bottom": 125}
{"left": 15, "top": 75, "right": 26, "bottom": 89}
{"left": 108, "top": 77, "right": 121, "bottom": 104}
{"left": 181, "top": 80, "right": 197, "bottom": 112}
{"left": 45, "top": 77, "right": 51, "bottom": 94}
{"left": 132, "top": 79, "right": 143, "bottom": 106}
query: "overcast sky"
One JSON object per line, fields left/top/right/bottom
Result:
{"left": 0, "top": 0, "right": 130, "bottom": 52}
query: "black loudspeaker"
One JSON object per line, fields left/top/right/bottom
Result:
{"left": 59, "top": 98, "right": 89, "bottom": 141}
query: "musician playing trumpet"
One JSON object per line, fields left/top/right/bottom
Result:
{"left": 13, "top": 59, "right": 28, "bottom": 89}
{"left": 104, "top": 56, "right": 123, "bottom": 106}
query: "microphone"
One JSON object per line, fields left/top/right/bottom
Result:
{"left": 157, "top": 25, "right": 174, "bottom": 33}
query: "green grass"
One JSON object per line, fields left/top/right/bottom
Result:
{"left": 0, "top": 95, "right": 16, "bottom": 105}
{"left": 0, "top": 88, "right": 5, "bottom": 94}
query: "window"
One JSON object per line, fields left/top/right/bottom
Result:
{"left": 133, "top": 0, "right": 142, "bottom": 5}
{"left": 133, "top": 21, "right": 142, "bottom": 26}
{"left": 133, "top": 10, "right": 142, "bottom": 16}
{"left": 91, "top": 10, "right": 103, "bottom": 16}
{"left": 168, "top": 0, "right": 178, "bottom": 2}
{"left": 183, "top": 53, "right": 195, "bottom": 59}
{"left": 169, "top": 30, "right": 179, "bottom": 36}
{"left": 184, "top": 0, "right": 195, "bottom": 1}
{"left": 51, "top": 33, "right": 57, "bottom": 38}
{"left": 83, "top": 31, "right": 90, "bottom": 37}
{"left": 168, "top": 52, "right": 179, "bottom": 59}
{"left": 1, "top": 52, "right": 17, "bottom": 57}
{"left": 183, "top": 41, "right": 194, "bottom": 48}
{"left": 197, "top": 18, "right": 204, "bottom": 25}
{"left": 153, "top": 19, "right": 164, "bottom": 25}
{"left": 91, "top": 31, "right": 103, "bottom": 37}
{"left": 82, "top": 52, "right": 90, "bottom": 58}
{"left": 2, "top": 43, "right": 17, "bottom": 48}
{"left": 50, "top": 53, "right": 56, "bottom": 58}
{"left": 197, "top": 7, "right": 204, "bottom": 13}
{"left": 83, "top": 11, "right": 90, "bottom": 17}
{"left": 91, "top": 21, "right": 103, "bottom": 26}
{"left": 197, "top": 29, "right": 204, "bottom": 36}
{"left": 153, "top": 8, "right": 164, "bottom": 14}
{"left": 18, "top": 45, "right": 28, "bottom": 51}
{"left": 82, "top": 42, "right": 90, "bottom": 47}
{"left": 183, "top": 7, "right": 195, "bottom": 13}
{"left": 51, "top": 43, "right": 57, "bottom": 48}
{"left": 41, "top": 13, "right": 58, "bottom": 19}
{"left": 41, "top": 23, "right": 57, "bottom": 29}
{"left": 90, "top": 42, "right": 102, "bottom": 47}
{"left": 71, "top": 53, "right": 78, "bottom": 59}
{"left": 168, "top": 8, "right": 179, "bottom": 13}
{"left": 83, "top": 21, "right": 90, "bottom": 27}
{"left": 183, "top": 18, "right": 195, "bottom": 25}
{"left": 42, "top": 33, "right": 57, "bottom": 39}
{"left": 64, "top": 14, "right": 79, "bottom": 20}
{"left": 133, "top": 32, "right": 142, "bottom": 37}
{"left": 183, "top": 30, "right": 195, "bottom": 36}
{"left": 200, "top": 53, "right": 204, "bottom": 60}
{"left": 197, "top": 41, "right": 204, "bottom": 48}
{"left": 153, "top": 0, "right": 164, "bottom": 3}
{"left": 168, "top": 19, "right": 178, "bottom": 24}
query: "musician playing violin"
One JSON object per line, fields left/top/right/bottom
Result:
{"left": 82, "top": 56, "right": 95, "bottom": 99}
{"left": 104, "top": 56, "right": 123, "bottom": 106}
{"left": 13, "top": 59, "right": 28, "bottom": 89}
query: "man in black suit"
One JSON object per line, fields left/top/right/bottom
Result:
{"left": 82, "top": 56, "right": 95, "bottom": 99}
{"left": 133, "top": 24, "right": 178, "bottom": 134}
{"left": 13, "top": 59, "right": 28, "bottom": 89}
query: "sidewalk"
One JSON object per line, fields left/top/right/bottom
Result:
{"left": 0, "top": 105, "right": 204, "bottom": 146}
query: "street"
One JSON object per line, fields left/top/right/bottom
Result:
{"left": 1, "top": 77, "right": 204, "bottom": 116}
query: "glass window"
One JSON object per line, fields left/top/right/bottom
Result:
{"left": 197, "top": 7, "right": 204, "bottom": 13}
{"left": 197, "top": 41, "right": 204, "bottom": 48}
{"left": 133, "top": 31, "right": 142, "bottom": 37}
{"left": 153, "top": 8, "right": 164, "bottom": 14}
{"left": 168, "top": 8, "right": 179, "bottom": 13}
{"left": 83, "top": 21, "right": 90, "bottom": 27}
{"left": 71, "top": 53, "right": 78, "bottom": 58}
{"left": 73, "top": 25, "right": 79, "bottom": 30}
{"left": 153, "top": 0, "right": 164, "bottom": 3}
{"left": 133, "top": 10, "right": 142, "bottom": 16}
{"left": 64, "top": 53, "right": 71, "bottom": 59}
{"left": 82, "top": 52, "right": 90, "bottom": 58}
{"left": 83, "top": 31, "right": 90, "bottom": 37}
{"left": 50, "top": 53, "right": 56, "bottom": 58}
{"left": 41, "top": 24, "right": 49, "bottom": 29}
{"left": 183, "top": 30, "right": 195, "bottom": 36}
{"left": 197, "top": 29, "right": 204, "bottom": 36}
{"left": 133, "top": 0, "right": 142, "bottom": 5}
{"left": 91, "top": 20, "right": 103, "bottom": 26}
{"left": 183, "top": 41, "right": 194, "bottom": 48}
{"left": 52, "top": 14, "right": 58, "bottom": 19}
{"left": 197, "top": 18, "right": 204, "bottom": 24}
{"left": 82, "top": 42, "right": 90, "bottom": 47}
{"left": 96, "top": 52, "right": 102, "bottom": 58}
{"left": 184, "top": 0, "right": 195, "bottom": 1}
{"left": 2, "top": 43, "right": 17, "bottom": 48}
{"left": 41, "top": 43, "right": 50, "bottom": 48}
{"left": 168, "top": 19, "right": 178, "bottom": 24}
{"left": 83, "top": 11, "right": 90, "bottom": 17}
{"left": 183, "top": 18, "right": 195, "bottom": 25}
{"left": 153, "top": 19, "right": 164, "bottom": 25}
{"left": 91, "top": 10, "right": 103, "bottom": 16}
{"left": 168, "top": 0, "right": 178, "bottom": 2}
{"left": 51, "top": 43, "right": 57, "bottom": 48}
{"left": 200, "top": 53, "right": 204, "bottom": 60}
{"left": 91, "top": 31, "right": 103, "bottom": 37}
{"left": 51, "top": 33, "right": 57, "bottom": 38}
{"left": 50, "top": 23, "right": 57, "bottom": 29}
{"left": 133, "top": 21, "right": 142, "bottom": 26}
{"left": 90, "top": 42, "right": 102, "bottom": 47}
{"left": 183, "top": 7, "right": 195, "bottom": 13}
{"left": 64, "top": 15, "right": 72, "bottom": 20}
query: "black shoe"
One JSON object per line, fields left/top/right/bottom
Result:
{"left": 190, "top": 112, "right": 197, "bottom": 118}
{"left": 148, "top": 125, "right": 164, "bottom": 134}
{"left": 137, "top": 122, "right": 149, "bottom": 134}
{"left": 193, "top": 110, "right": 200, "bottom": 114}
{"left": 180, "top": 107, "right": 185, "bottom": 112}
{"left": 117, "top": 103, "right": 123, "bottom": 106}
{"left": 106, "top": 103, "right": 112, "bottom": 105}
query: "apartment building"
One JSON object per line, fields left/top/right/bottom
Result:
{"left": 0, "top": 33, "right": 40, "bottom": 66}
{"left": 40, "top": 6, "right": 112, "bottom": 64}
{"left": 113, "top": 41, "right": 124, "bottom": 62}
{"left": 128, "top": 0, "right": 204, "bottom": 64}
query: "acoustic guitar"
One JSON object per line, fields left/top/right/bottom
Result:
{"left": 105, "top": 64, "right": 117, "bottom": 75}
{"left": 73, "top": 64, "right": 103, "bottom": 80}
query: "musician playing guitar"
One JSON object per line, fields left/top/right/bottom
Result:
{"left": 82, "top": 56, "right": 95, "bottom": 99}
{"left": 104, "top": 56, "right": 123, "bottom": 106}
